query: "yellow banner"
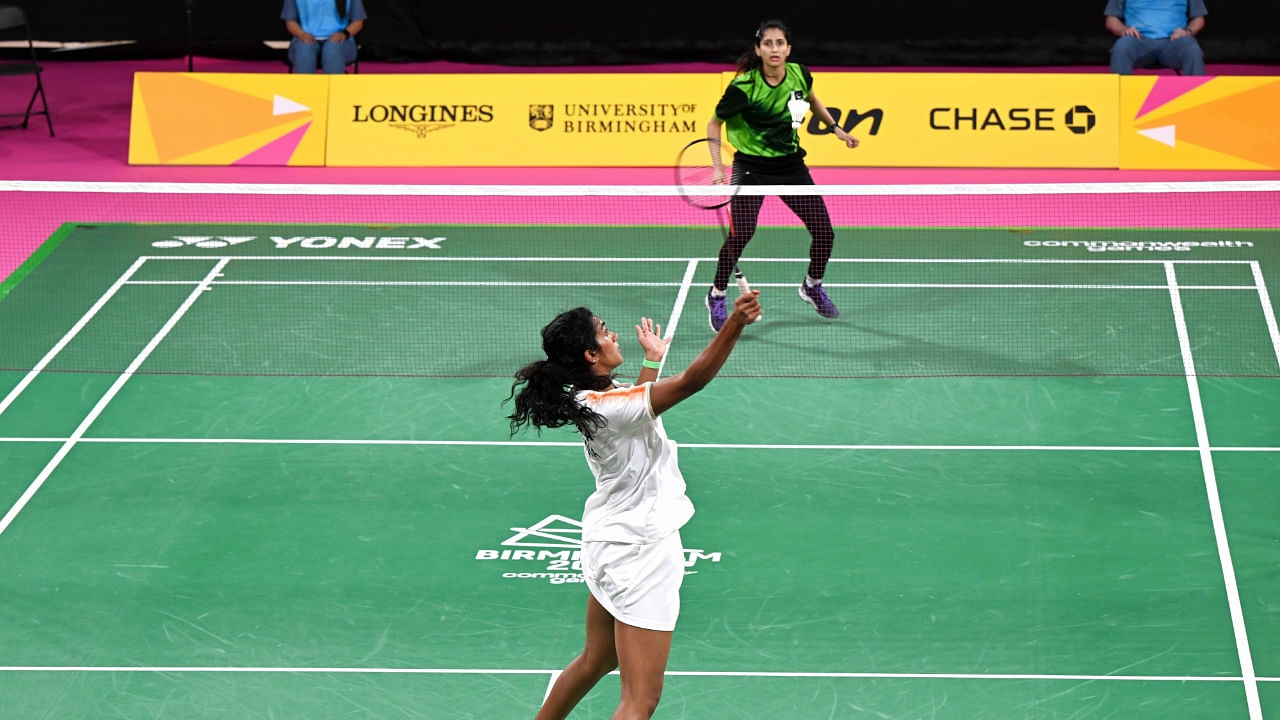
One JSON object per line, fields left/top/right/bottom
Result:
{"left": 325, "top": 73, "right": 719, "bottom": 167}
{"left": 128, "top": 73, "right": 329, "bottom": 166}
{"left": 796, "top": 72, "right": 1118, "bottom": 168}
{"left": 1119, "top": 75, "right": 1280, "bottom": 170}
{"left": 128, "top": 71, "right": 1279, "bottom": 170}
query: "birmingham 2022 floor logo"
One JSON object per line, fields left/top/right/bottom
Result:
{"left": 473, "top": 514, "right": 722, "bottom": 585}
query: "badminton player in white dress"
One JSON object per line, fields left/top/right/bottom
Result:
{"left": 507, "top": 291, "right": 761, "bottom": 720}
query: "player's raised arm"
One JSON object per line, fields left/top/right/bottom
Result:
{"left": 649, "top": 291, "right": 760, "bottom": 416}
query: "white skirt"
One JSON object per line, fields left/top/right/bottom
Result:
{"left": 581, "top": 531, "right": 685, "bottom": 632}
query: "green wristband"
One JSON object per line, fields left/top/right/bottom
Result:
{"left": 642, "top": 358, "right": 662, "bottom": 370}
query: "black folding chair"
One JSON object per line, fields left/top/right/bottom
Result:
{"left": 0, "top": 5, "right": 53, "bottom": 136}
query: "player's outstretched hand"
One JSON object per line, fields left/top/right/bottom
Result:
{"left": 730, "top": 290, "right": 761, "bottom": 325}
{"left": 833, "top": 127, "right": 860, "bottom": 149}
{"left": 635, "top": 317, "right": 670, "bottom": 356}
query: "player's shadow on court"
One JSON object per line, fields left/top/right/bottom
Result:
{"left": 747, "top": 319, "right": 1102, "bottom": 378}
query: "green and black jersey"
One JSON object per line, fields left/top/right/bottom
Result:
{"left": 714, "top": 62, "right": 814, "bottom": 169}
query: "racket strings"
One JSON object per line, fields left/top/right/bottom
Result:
{"left": 675, "top": 138, "right": 739, "bottom": 210}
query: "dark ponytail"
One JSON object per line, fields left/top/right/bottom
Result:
{"left": 736, "top": 18, "right": 792, "bottom": 75}
{"left": 505, "top": 307, "right": 613, "bottom": 440}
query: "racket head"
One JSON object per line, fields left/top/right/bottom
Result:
{"left": 675, "top": 138, "right": 741, "bottom": 210}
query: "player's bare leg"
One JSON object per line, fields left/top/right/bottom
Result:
{"left": 611, "top": 622, "right": 674, "bottom": 720}
{"left": 534, "top": 593, "right": 619, "bottom": 720}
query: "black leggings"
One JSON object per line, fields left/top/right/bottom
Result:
{"left": 714, "top": 192, "right": 836, "bottom": 290}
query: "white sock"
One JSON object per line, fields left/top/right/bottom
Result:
{"left": 709, "top": 286, "right": 727, "bottom": 297}
{"left": 805, "top": 275, "right": 821, "bottom": 287}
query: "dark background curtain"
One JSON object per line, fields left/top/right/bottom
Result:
{"left": 16, "top": 1, "right": 1280, "bottom": 66}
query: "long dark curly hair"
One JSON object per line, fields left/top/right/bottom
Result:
{"left": 506, "top": 307, "right": 614, "bottom": 440}
{"left": 736, "top": 19, "right": 792, "bottom": 75}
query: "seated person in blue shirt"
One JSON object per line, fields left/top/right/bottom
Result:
{"left": 1105, "top": 0, "right": 1207, "bottom": 76}
{"left": 282, "top": 0, "right": 367, "bottom": 74}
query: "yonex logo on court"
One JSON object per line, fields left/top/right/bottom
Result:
{"left": 152, "top": 236, "right": 255, "bottom": 249}
{"left": 474, "top": 514, "right": 722, "bottom": 585}
{"left": 150, "top": 235, "right": 447, "bottom": 251}
{"left": 270, "top": 236, "right": 445, "bottom": 250}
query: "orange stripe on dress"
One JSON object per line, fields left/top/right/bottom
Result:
{"left": 582, "top": 385, "right": 646, "bottom": 405}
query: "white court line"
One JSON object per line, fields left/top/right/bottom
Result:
{"left": 0, "top": 260, "right": 230, "bottom": 539}
{"left": 1251, "top": 261, "right": 1280, "bottom": 371}
{"left": 654, "top": 260, "right": 700, "bottom": 377}
{"left": 0, "top": 257, "right": 148, "bottom": 417}
{"left": 5, "top": 437, "right": 1279, "bottom": 453}
{"left": 0, "top": 665, "right": 1271, "bottom": 683}
{"left": 136, "top": 255, "right": 1258, "bottom": 264}
{"left": 1165, "top": 262, "right": 1261, "bottom": 720}
{"left": 543, "top": 670, "right": 561, "bottom": 703}
{"left": 121, "top": 280, "right": 1260, "bottom": 291}
{"left": 127, "top": 280, "right": 686, "bottom": 287}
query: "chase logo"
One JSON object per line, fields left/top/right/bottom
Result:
{"left": 929, "top": 104, "right": 1099, "bottom": 133}
{"left": 529, "top": 104, "right": 554, "bottom": 131}
{"left": 1065, "top": 105, "right": 1096, "bottom": 134}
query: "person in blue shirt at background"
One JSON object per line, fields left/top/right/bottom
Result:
{"left": 282, "top": 0, "right": 366, "bottom": 74}
{"left": 1105, "top": 0, "right": 1207, "bottom": 76}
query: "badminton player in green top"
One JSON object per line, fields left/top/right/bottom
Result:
{"left": 705, "top": 18, "right": 860, "bottom": 331}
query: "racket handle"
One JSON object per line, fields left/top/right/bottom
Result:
{"left": 734, "top": 269, "right": 761, "bottom": 321}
